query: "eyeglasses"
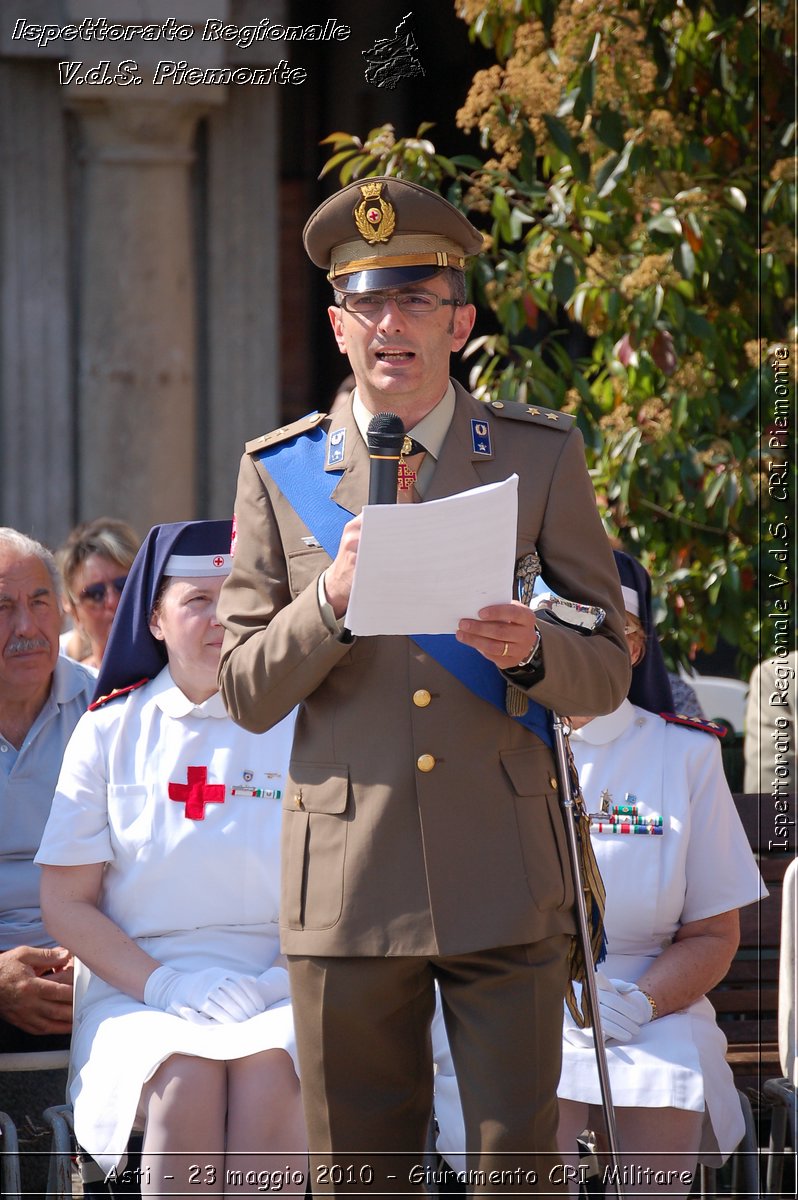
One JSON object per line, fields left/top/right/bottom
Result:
{"left": 338, "top": 291, "right": 460, "bottom": 316}
{"left": 77, "top": 576, "right": 127, "bottom": 606}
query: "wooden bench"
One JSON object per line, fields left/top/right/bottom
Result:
{"left": 707, "top": 793, "right": 793, "bottom": 1102}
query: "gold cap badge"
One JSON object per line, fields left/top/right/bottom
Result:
{"left": 353, "top": 182, "right": 396, "bottom": 245}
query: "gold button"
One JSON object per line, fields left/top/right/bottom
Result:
{"left": 417, "top": 754, "right": 436, "bottom": 773}
{"left": 413, "top": 689, "right": 432, "bottom": 708}
{"left": 549, "top": 776, "right": 558, "bottom": 790}
{"left": 491, "top": 400, "right": 505, "bottom": 409}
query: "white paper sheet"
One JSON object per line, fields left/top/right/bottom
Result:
{"left": 344, "top": 474, "right": 518, "bottom": 636}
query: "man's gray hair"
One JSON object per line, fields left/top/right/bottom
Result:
{"left": 0, "top": 528, "right": 61, "bottom": 595}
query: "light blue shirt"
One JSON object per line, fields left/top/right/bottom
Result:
{"left": 0, "top": 656, "right": 95, "bottom": 950}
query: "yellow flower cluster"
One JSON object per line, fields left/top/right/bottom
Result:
{"left": 526, "top": 240, "right": 554, "bottom": 276}
{"left": 599, "top": 402, "right": 633, "bottom": 436}
{"left": 669, "top": 353, "right": 706, "bottom": 397}
{"left": 644, "top": 109, "right": 683, "bottom": 148}
{"left": 455, "top": 1, "right": 660, "bottom": 169}
{"left": 585, "top": 248, "right": 616, "bottom": 287}
{"left": 637, "top": 397, "right": 673, "bottom": 442}
{"left": 620, "top": 253, "right": 673, "bottom": 299}
{"left": 769, "top": 157, "right": 797, "bottom": 183}
{"left": 562, "top": 388, "right": 582, "bottom": 414}
{"left": 744, "top": 339, "right": 768, "bottom": 368}
{"left": 761, "top": 225, "right": 797, "bottom": 259}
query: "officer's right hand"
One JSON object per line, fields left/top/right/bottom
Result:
{"left": 322, "top": 513, "right": 362, "bottom": 619}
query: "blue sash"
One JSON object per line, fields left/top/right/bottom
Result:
{"left": 257, "top": 423, "right": 552, "bottom": 747}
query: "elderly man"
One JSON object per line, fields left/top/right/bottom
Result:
{"left": 0, "top": 528, "right": 95, "bottom": 1178}
{"left": 218, "top": 178, "right": 631, "bottom": 1194}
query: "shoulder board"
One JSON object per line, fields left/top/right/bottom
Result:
{"left": 89, "top": 678, "right": 150, "bottom": 712}
{"left": 484, "top": 400, "right": 575, "bottom": 431}
{"left": 660, "top": 712, "right": 727, "bottom": 738}
{"left": 245, "top": 411, "right": 327, "bottom": 455}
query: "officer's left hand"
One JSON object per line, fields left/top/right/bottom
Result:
{"left": 456, "top": 600, "right": 537, "bottom": 669}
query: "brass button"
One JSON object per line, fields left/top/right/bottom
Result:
{"left": 413, "top": 689, "right": 432, "bottom": 708}
{"left": 549, "top": 776, "right": 558, "bottom": 790}
{"left": 491, "top": 400, "right": 504, "bottom": 409}
{"left": 417, "top": 754, "right": 436, "bottom": 773}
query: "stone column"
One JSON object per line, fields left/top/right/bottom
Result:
{"left": 65, "top": 85, "right": 224, "bottom": 531}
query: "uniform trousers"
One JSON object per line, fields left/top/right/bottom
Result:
{"left": 288, "top": 935, "right": 570, "bottom": 1197}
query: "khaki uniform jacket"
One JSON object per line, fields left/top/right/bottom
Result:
{"left": 218, "top": 383, "right": 630, "bottom": 957}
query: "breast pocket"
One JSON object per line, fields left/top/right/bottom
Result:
{"left": 106, "top": 784, "right": 153, "bottom": 855}
{"left": 281, "top": 763, "right": 350, "bottom": 931}
{"left": 500, "top": 746, "right": 572, "bottom": 913}
{"left": 286, "top": 547, "right": 329, "bottom": 599}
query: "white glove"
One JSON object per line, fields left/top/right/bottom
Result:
{"left": 563, "top": 973, "right": 654, "bottom": 1047}
{"left": 144, "top": 966, "right": 267, "bottom": 1024}
{"left": 596, "top": 976, "right": 654, "bottom": 1043}
{"left": 254, "top": 966, "right": 290, "bottom": 1009}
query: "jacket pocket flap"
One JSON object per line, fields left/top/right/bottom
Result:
{"left": 499, "top": 746, "right": 554, "bottom": 797}
{"left": 284, "top": 763, "right": 349, "bottom": 814}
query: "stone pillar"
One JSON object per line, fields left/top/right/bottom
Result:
{"left": 65, "top": 86, "right": 225, "bottom": 531}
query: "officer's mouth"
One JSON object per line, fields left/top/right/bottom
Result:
{"left": 375, "top": 350, "right": 415, "bottom": 363}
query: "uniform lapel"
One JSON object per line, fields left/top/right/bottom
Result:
{"left": 325, "top": 399, "right": 369, "bottom": 516}
{"left": 425, "top": 383, "right": 498, "bottom": 502}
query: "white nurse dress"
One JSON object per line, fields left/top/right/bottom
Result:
{"left": 36, "top": 667, "right": 297, "bottom": 1173}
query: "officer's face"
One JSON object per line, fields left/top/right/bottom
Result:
{"left": 0, "top": 551, "right": 61, "bottom": 700}
{"left": 149, "top": 574, "right": 226, "bottom": 704}
{"left": 328, "top": 275, "right": 475, "bottom": 419}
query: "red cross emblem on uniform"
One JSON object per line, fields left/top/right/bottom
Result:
{"left": 397, "top": 461, "right": 417, "bottom": 492}
{"left": 213, "top": 556, "right": 224, "bottom": 568}
{"left": 168, "top": 766, "right": 225, "bottom": 820}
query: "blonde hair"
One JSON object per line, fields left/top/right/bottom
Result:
{"left": 58, "top": 518, "right": 140, "bottom": 602}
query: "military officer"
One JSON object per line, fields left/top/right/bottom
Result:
{"left": 218, "top": 176, "right": 631, "bottom": 1194}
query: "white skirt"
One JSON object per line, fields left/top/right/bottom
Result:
{"left": 70, "top": 926, "right": 298, "bottom": 1174}
{"left": 557, "top": 953, "right": 743, "bottom": 1164}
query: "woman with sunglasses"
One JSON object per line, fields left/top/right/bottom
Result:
{"left": 58, "top": 518, "right": 141, "bottom": 670}
{"left": 37, "top": 521, "right": 304, "bottom": 1195}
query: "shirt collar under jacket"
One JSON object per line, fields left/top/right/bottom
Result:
{"left": 352, "top": 381, "right": 456, "bottom": 462}
{"left": 151, "top": 665, "right": 229, "bottom": 721}
{"left": 569, "top": 698, "right": 638, "bottom": 747}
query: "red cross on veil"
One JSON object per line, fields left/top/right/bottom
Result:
{"left": 168, "top": 766, "right": 226, "bottom": 820}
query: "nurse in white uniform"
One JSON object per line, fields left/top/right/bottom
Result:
{"left": 37, "top": 520, "right": 305, "bottom": 1196}
{"left": 432, "top": 550, "right": 764, "bottom": 1194}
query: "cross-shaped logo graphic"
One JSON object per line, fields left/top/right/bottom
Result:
{"left": 168, "top": 766, "right": 225, "bottom": 820}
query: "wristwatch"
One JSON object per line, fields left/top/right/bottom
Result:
{"left": 503, "top": 627, "right": 544, "bottom": 683}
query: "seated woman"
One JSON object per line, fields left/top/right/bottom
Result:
{"left": 37, "top": 520, "right": 305, "bottom": 1196}
{"left": 58, "top": 517, "right": 141, "bottom": 670}
{"left": 432, "top": 550, "right": 764, "bottom": 1194}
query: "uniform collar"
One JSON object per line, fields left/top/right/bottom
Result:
{"left": 351, "top": 382, "right": 456, "bottom": 461}
{"left": 570, "top": 699, "right": 638, "bottom": 745}
{"left": 151, "top": 666, "right": 228, "bottom": 720}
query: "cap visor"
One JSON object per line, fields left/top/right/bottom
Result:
{"left": 333, "top": 265, "right": 444, "bottom": 294}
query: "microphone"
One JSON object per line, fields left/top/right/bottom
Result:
{"left": 366, "top": 411, "right": 405, "bottom": 505}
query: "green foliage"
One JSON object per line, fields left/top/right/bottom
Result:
{"left": 321, "top": 0, "right": 796, "bottom": 676}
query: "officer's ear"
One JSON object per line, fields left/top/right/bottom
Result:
{"left": 328, "top": 305, "right": 348, "bottom": 355}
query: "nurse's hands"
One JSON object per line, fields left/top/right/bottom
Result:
{"left": 254, "top": 966, "right": 290, "bottom": 1008}
{"left": 564, "top": 973, "right": 654, "bottom": 1046}
{"left": 143, "top": 965, "right": 267, "bottom": 1024}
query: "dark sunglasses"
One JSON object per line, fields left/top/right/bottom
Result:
{"left": 77, "top": 576, "right": 127, "bottom": 606}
